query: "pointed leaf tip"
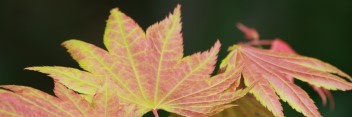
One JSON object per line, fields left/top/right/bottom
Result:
{"left": 25, "top": 66, "right": 100, "bottom": 95}
{"left": 172, "top": 4, "right": 181, "bottom": 22}
{"left": 212, "top": 40, "right": 221, "bottom": 54}
{"left": 175, "top": 4, "right": 181, "bottom": 14}
{"left": 236, "top": 23, "right": 259, "bottom": 40}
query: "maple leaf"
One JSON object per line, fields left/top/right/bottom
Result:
{"left": 0, "top": 80, "right": 132, "bottom": 117}
{"left": 0, "top": 83, "right": 93, "bottom": 117}
{"left": 221, "top": 24, "right": 352, "bottom": 117}
{"left": 239, "top": 23, "right": 336, "bottom": 108}
{"left": 271, "top": 39, "right": 335, "bottom": 108}
{"left": 26, "top": 5, "right": 251, "bottom": 116}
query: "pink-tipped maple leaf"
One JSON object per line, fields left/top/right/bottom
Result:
{"left": 25, "top": 5, "right": 251, "bottom": 116}
{"left": 0, "top": 83, "right": 94, "bottom": 117}
{"left": 220, "top": 24, "right": 352, "bottom": 117}
{"left": 0, "top": 80, "right": 136, "bottom": 117}
{"left": 271, "top": 39, "right": 335, "bottom": 108}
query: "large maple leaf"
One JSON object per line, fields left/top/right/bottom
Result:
{"left": 26, "top": 5, "right": 250, "bottom": 116}
{"left": 220, "top": 24, "right": 352, "bottom": 117}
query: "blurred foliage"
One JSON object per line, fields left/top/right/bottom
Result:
{"left": 169, "top": 94, "right": 275, "bottom": 117}
{"left": 1, "top": 0, "right": 352, "bottom": 116}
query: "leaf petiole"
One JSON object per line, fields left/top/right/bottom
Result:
{"left": 152, "top": 109, "right": 159, "bottom": 117}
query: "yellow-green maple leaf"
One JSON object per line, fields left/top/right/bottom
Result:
{"left": 27, "top": 5, "right": 250, "bottom": 116}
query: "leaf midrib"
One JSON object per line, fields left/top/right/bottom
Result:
{"left": 154, "top": 14, "right": 179, "bottom": 107}
{"left": 115, "top": 11, "right": 148, "bottom": 103}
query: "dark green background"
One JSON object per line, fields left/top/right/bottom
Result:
{"left": 1, "top": 0, "right": 351, "bottom": 116}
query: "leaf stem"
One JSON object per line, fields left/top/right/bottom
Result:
{"left": 152, "top": 109, "right": 159, "bottom": 117}
{"left": 245, "top": 39, "right": 273, "bottom": 46}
